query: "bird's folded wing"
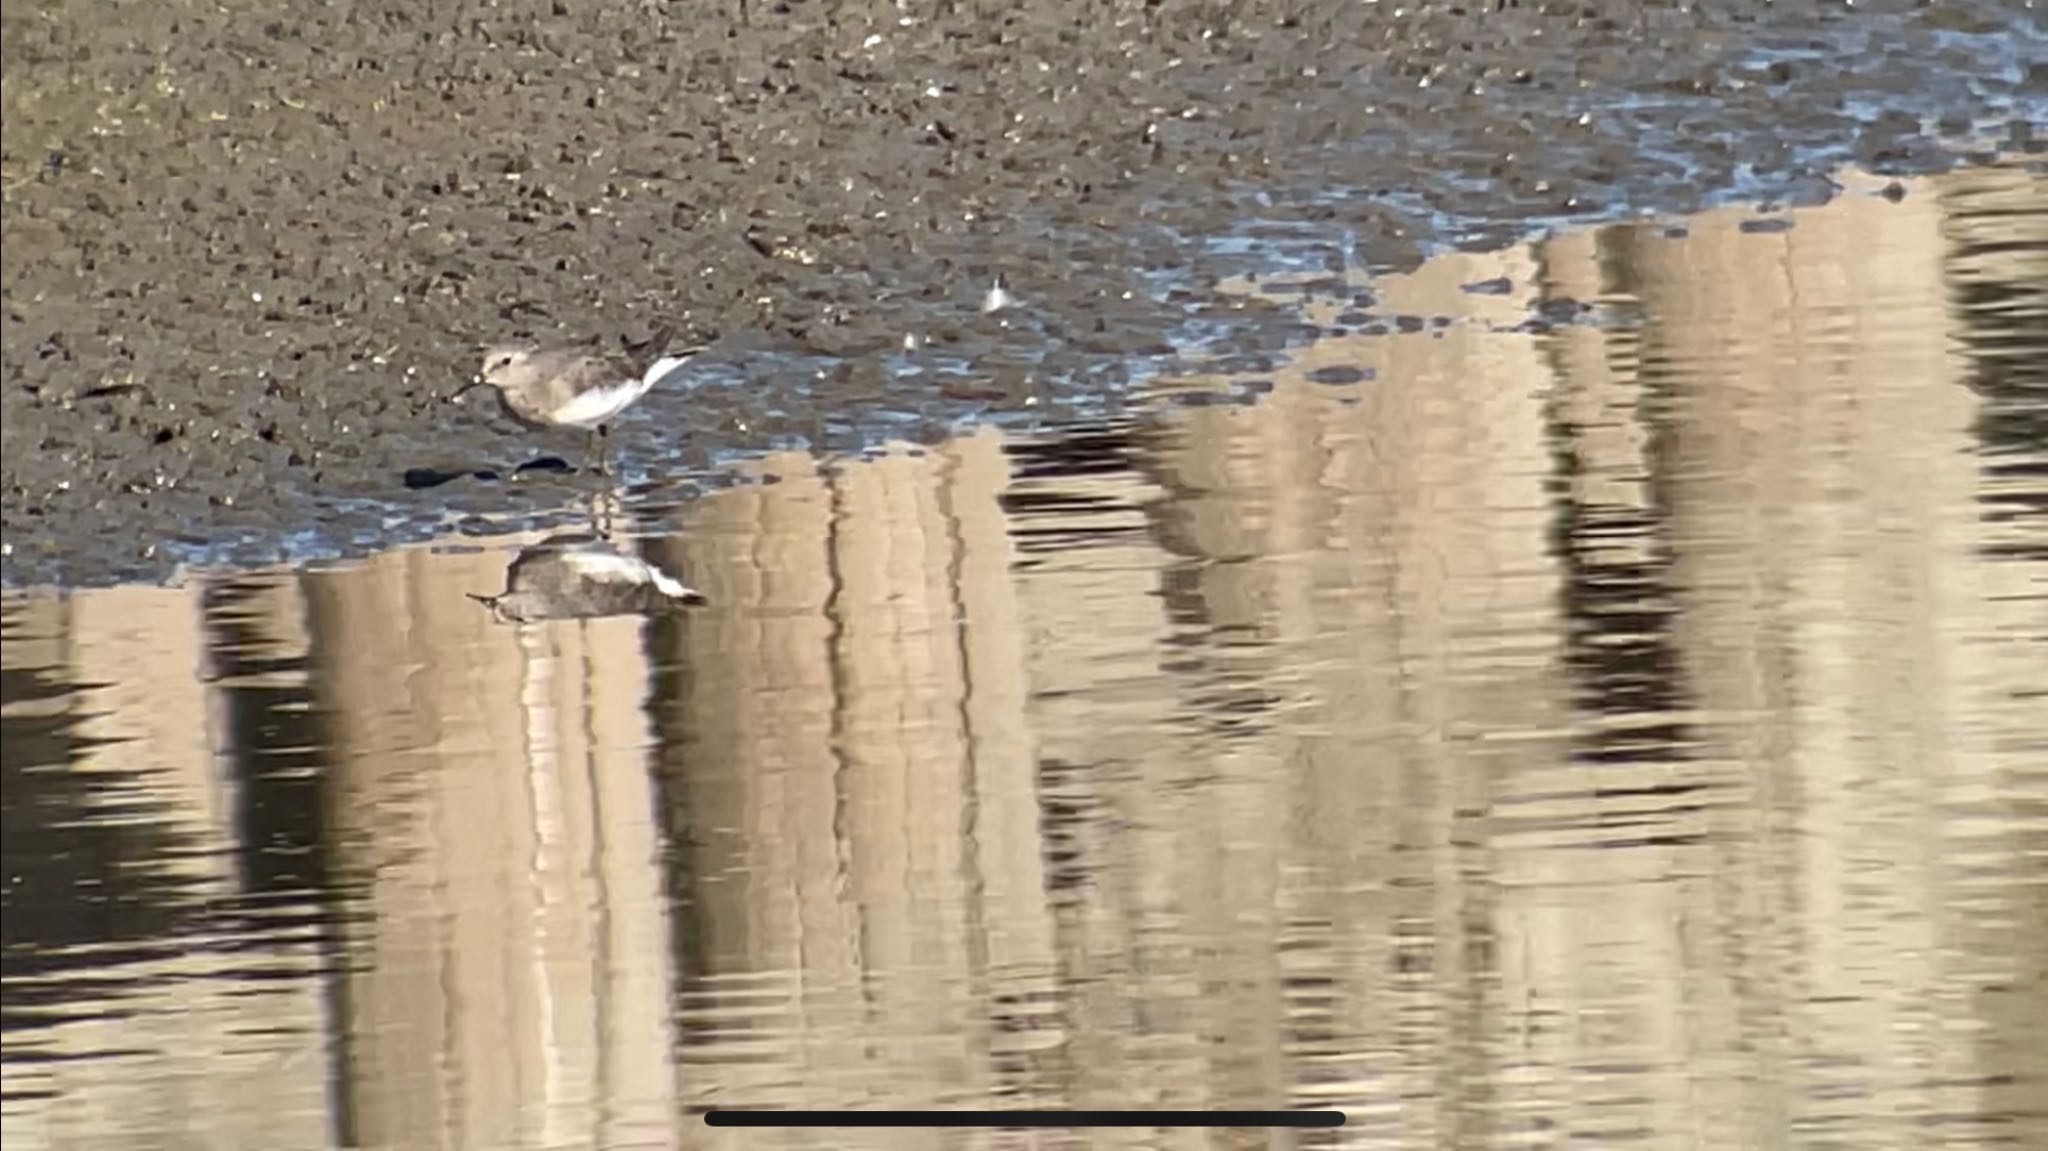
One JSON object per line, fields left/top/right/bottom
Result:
{"left": 549, "top": 373, "right": 657, "bottom": 426}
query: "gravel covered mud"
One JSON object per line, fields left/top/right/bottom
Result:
{"left": 3, "top": 0, "right": 2041, "bottom": 585}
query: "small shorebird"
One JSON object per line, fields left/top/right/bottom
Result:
{"left": 467, "top": 532, "right": 708, "bottom": 624}
{"left": 452, "top": 327, "right": 705, "bottom": 472}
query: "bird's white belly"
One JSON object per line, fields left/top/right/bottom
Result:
{"left": 561, "top": 549, "right": 700, "bottom": 599}
{"left": 551, "top": 376, "right": 655, "bottom": 429}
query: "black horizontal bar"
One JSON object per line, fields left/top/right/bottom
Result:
{"left": 703, "top": 1110, "right": 1344, "bottom": 1129}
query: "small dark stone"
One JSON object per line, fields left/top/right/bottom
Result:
{"left": 403, "top": 467, "right": 467, "bottom": 489}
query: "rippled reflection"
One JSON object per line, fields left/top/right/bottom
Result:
{"left": 468, "top": 532, "right": 709, "bottom": 624}
{"left": 4, "top": 162, "right": 2045, "bottom": 1150}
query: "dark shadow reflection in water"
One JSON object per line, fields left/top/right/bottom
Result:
{"left": 4, "top": 163, "right": 2047, "bottom": 1149}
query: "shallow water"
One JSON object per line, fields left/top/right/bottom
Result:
{"left": 4, "top": 161, "right": 2046, "bottom": 1150}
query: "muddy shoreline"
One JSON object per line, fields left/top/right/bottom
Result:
{"left": 3, "top": 0, "right": 2040, "bottom": 587}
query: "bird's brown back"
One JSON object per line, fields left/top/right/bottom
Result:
{"left": 487, "top": 324, "right": 682, "bottom": 427}
{"left": 489, "top": 349, "right": 626, "bottom": 426}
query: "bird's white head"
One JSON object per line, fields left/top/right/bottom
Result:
{"left": 478, "top": 344, "right": 537, "bottom": 387}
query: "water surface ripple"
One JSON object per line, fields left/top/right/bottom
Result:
{"left": 3, "top": 164, "right": 2046, "bottom": 1149}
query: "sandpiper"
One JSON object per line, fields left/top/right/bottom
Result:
{"left": 468, "top": 532, "right": 708, "bottom": 623}
{"left": 451, "top": 326, "right": 706, "bottom": 472}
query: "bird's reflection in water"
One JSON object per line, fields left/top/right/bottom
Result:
{"left": 467, "top": 532, "right": 707, "bottom": 624}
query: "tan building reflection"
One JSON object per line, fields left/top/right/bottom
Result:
{"left": 298, "top": 541, "right": 681, "bottom": 1151}
{"left": 0, "top": 585, "right": 329, "bottom": 1151}
{"left": 1601, "top": 168, "right": 2017, "bottom": 1149}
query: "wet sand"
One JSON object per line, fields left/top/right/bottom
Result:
{"left": 2, "top": 0, "right": 2039, "bottom": 586}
